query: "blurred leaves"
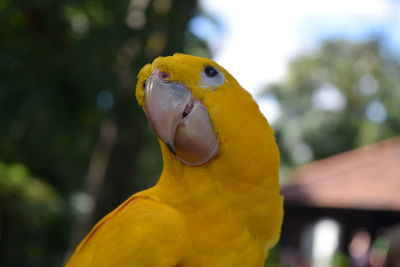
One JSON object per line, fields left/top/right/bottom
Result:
{"left": 0, "top": 162, "right": 58, "bottom": 205}
{"left": 265, "top": 39, "right": 400, "bottom": 171}
{"left": 0, "top": 162, "right": 64, "bottom": 266}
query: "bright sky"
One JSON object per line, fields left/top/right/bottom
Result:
{"left": 196, "top": 0, "right": 400, "bottom": 122}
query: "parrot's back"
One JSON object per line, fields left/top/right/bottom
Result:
{"left": 66, "top": 193, "right": 188, "bottom": 267}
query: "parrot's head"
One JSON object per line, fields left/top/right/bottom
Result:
{"left": 136, "top": 53, "right": 278, "bottom": 170}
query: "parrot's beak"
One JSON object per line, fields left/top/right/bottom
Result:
{"left": 144, "top": 72, "right": 219, "bottom": 166}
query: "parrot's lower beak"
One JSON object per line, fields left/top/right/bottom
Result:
{"left": 144, "top": 72, "right": 219, "bottom": 165}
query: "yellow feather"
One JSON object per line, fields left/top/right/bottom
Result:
{"left": 66, "top": 54, "right": 283, "bottom": 267}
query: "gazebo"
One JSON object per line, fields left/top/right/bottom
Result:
{"left": 280, "top": 138, "right": 400, "bottom": 266}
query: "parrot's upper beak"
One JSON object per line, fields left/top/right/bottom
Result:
{"left": 144, "top": 71, "right": 219, "bottom": 166}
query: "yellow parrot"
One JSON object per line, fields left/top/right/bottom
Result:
{"left": 66, "top": 53, "right": 283, "bottom": 267}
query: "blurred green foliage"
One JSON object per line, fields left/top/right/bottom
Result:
{"left": 264, "top": 245, "right": 282, "bottom": 267}
{"left": 0, "top": 0, "right": 209, "bottom": 266}
{"left": 266, "top": 40, "right": 400, "bottom": 171}
{"left": 0, "top": 162, "right": 63, "bottom": 266}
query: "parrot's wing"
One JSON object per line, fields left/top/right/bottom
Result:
{"left": 66, "top": 194, "right": 187, "bottom": 267}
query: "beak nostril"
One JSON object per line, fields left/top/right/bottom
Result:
{"left": 152, "top": 70, "right": 170, "bottom": 80}
{"left": 159, "top": 71, "right": 169, "bottom": 79}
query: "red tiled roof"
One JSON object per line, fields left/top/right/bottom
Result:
{"left": 281, "top": 138, "right": 400, "bottom": 211}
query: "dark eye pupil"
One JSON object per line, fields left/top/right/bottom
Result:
{"left": 204, "top": 66, "right": 218, "bottom": 77}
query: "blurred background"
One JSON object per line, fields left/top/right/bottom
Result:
{"left": 0, "top": 0, "right": 399, "bottom": 266}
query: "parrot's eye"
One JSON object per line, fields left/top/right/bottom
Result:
{"left": 200, "top": 65, "right": 225, "bottom": 89}
{"left": 204, "top": 66, "right": 218, "bottom": 77}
